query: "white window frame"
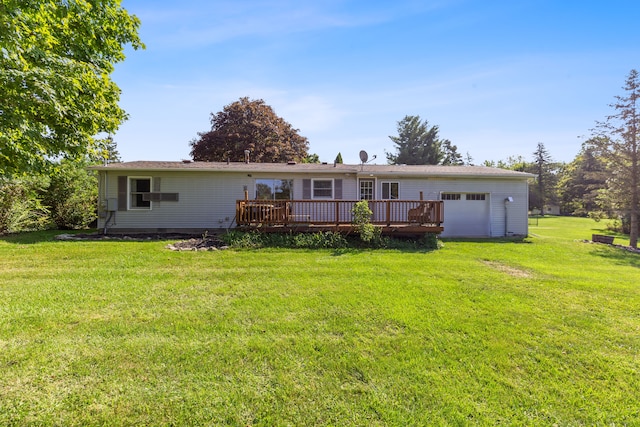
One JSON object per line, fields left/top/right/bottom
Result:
{"left": 312, "top": 179, "right": 334, "bottom": 199}
{"left": 359, "top": 179, "right": 375, "bottom": 200}
{"left": 381, "top": 181, "right": 399, "bottom": 200}
{"left": 129, "top": 176, "right": 152, "bottom": 210}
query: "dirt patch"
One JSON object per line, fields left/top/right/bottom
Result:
{"left": 481, "top": 260, "right": 533, "bottom": 278}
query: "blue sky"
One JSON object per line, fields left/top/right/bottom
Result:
{"left": 112, "top": 0, "right": 639, "bottom": 165}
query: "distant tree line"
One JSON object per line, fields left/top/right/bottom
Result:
{"left": 481, "top": 70, "right": 640, "bottom": 247}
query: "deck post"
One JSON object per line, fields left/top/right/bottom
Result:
{"left": 335, "top": 202, "right": 340, "bottom": 226}
{"left": 386, "top": 200, "right": 391, "bottom": 226}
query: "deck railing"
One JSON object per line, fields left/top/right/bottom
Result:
{"left": 236, "top": 199, "right": 444, "bottom": 227}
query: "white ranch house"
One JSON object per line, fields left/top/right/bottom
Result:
{"left": 90, "top": 161, "right": 534, "bottom": 237}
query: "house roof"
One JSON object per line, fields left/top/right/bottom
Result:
{"left": 90, "top": 161, "right": 535, "bottom": 179}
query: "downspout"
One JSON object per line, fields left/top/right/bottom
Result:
{"left": 102, "top": 170, "right": 116, "bottom": 235}
{"left": 102, "top": 170, "right": 109, "bottom": 234}
{"left": 504, "top": 197, "right": 513, "bottom": 236}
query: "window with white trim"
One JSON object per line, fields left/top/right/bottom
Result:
{"left": 312, "top": 179, "right": 333, "bottom": 199}
{"left": 130, "top": 177, "right": 151, "bottom": 209}
{"left": 381, "top": 182, "right": 399, "bottom": 200}
{"left": 441, "top": 193, "right": 461, "bottom": 201}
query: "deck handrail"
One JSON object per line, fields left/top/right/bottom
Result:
{"left": 236, "top": 199, "right": 443, "bottom": 227}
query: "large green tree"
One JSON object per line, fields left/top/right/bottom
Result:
{"left": 557, "top": 140, "right": 607, "bottom": 216}
{"left": 0, "top": 0, "right": 143, "bottom": 176}
{"left": 386, "top": 115, "right": 461, "bottom": 165}
{"left": 483, "top": 152, "right": 561, "bottom": 214}
{"left": 190, "top": 97, "right": 310, "bottom": 163}
{"left": 592, "top": 69, "right": 640, "bottom": 248}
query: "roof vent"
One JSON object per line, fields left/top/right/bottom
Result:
{"left": 287, "top": 161, "right": 297, "bottom": 165}
{"left": 182, "top": 159, "right": 192, "bottom": 163}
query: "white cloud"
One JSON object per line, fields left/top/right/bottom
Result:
{"left": 132, "top": 0, "right": 452, "bottom": 49}
{"left": 274, "top": 95, "right": 347, "bottom": 133}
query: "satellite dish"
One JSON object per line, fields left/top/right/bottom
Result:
{"left": 359, "top": 150, "right": 369, "bottom": 163}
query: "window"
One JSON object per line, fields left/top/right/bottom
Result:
{"left": 381, "top": 182, "right": 399, "bottom": 200}
{"left": 312, "top": 179, "right": 333, "bottom": 199}
{"left": 441, "top": 193, "right": 461, "bottom": 201}
{"left": 130, "top": 177, "right": 151, "bottom": 209}
{"left": 255, "top": 179, "right": 293, "bottom": 200}
{"left": 466, "top": 193, "right": 486, "bottom": 201}
{"left": 360, "top": 180, "right": 374, "bottom": 200}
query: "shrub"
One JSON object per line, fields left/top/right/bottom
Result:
{"left": 292, "top": 231, "right": 347, "bottom": 249}
{"left": 40, "top": 160, "right": 98, "bottom": 229}
{"left": 0, "top": 178, "right": 50, "bottom": 234}
{"left": 220, "top": 230, "right": 264, "bottom": 248}
{"left": 221, "top": 230, "right": 348, "bottom": 249}
{"left": 351, "top": 200, "right": 382, "bottom": 243}
{"left": 220, "top": 229, "right": 441, "bottom": 251}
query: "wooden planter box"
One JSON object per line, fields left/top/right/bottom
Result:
{"left": 592, "top": 234, "right": 615, "bottom": 244}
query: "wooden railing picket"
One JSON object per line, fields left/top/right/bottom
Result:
{"left": 235, "top": 199, "right": 444, "bottom": 232}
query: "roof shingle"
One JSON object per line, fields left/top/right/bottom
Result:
{"left": 90, "top": 161, "right": 534, "bottom": 178}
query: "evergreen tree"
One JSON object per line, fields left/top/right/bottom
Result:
{"left": 386, "top": 115, "right": 451, "bottom": 165}
{"left": 441, "top": 140, "right": 464, "bottom": 165}
{"left": 557, "top": 140, "right": 607, "bottom": 216}
{"left": 592, "top": 69, "right": 640, "bottom": 248}
{"left": 533, "top": 142, "right": 553, "bottom": 214}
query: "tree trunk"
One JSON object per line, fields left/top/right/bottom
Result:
{"left": 630, "top": 211, "right": 638, "bottom": 248}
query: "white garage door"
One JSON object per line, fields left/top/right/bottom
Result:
{"left": 441, "top": 193, "right": 490, "bottom": 237}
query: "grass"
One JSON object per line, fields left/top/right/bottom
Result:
{"left": 0, "top": 218, "right": 638, "bottom": 425}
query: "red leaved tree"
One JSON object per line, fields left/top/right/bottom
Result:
{"left": 190, "top": 97, "right": 309, "bottom": 163}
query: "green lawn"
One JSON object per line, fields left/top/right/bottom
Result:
{"left": 1, "top": 217, "right": 638, "bottom": 426}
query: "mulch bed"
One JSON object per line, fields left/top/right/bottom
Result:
{"left": 584, "top": 239, "right": 640, "bottom": 254}
{"left": 55, "top": 232, "right": 229, "bottom": 251}
{"left": 166, "top": 237, "right": 229, "bottom": 251}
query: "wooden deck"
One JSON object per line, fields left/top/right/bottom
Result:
{"left": 236, "top": 200, "right": 444, "bottom": 235}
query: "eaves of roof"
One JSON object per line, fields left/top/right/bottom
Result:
{"left": 89, "top": 161, "right": 535, "bottom": 179}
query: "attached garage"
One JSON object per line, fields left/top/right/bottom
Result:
{"left": 440, "top": 193, "right": 491, "bottom": 237}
